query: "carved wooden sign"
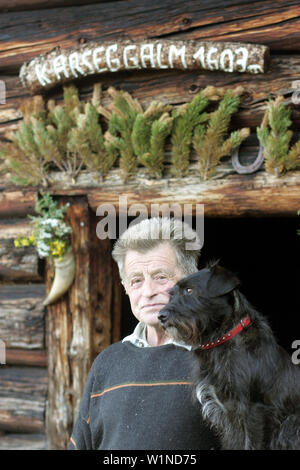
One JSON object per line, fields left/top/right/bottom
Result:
{"left": 19, "top": 39, "right": 269, "bottom": 94}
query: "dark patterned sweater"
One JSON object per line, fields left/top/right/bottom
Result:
{"left": 68, "top": 341, "right": 220, "bottom": 450}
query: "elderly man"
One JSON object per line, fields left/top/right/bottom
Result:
{"left": 68, "top": 217, "right": 220, "bottom": 450}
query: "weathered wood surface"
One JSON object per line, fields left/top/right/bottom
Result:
{"left": 87, "top": 170, "right": 300, "bottom": 218}
{"left": 0, "top": 218, "right": 42, "bottom": 282}
{"left": 0, "top": 190, "right": 36, "bottom": 218}
{"left": 5, "top": 349, "right": 47, "bottom": 367}
{"left": 45, "top": 197, "right": 122, "bottom": 449}
{"left": 1, "top": 0, "right": 114, "bottom": 12}
{"left": 0, "top": 433, "right": 47, "bottom": 450}
{"left": 0, "top": 168, "right": 299, "bottom": 218}
{"left": 0, "top": 0, "right": 299, "bottom": 72}
{"left": 45, "top": 197, "right": 92, "bottom": 449}
{"left": 20, "top": 39, "right": 269, "bottom": 94}
{"left": 0, "top": 284, "right": 45, "bottom": 349}
{"left": 90, "top": 216, "right": 122, "bottom": 352}
{"left": 0, "top": 366, "right": 47, "bottom": 433}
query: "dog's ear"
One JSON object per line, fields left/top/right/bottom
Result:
{"left": 206, "top": 264, "right": 240, "bottom": 298}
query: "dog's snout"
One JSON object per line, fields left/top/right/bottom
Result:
{"left": 158, "top": 309, "right": 169, "bottom": 323}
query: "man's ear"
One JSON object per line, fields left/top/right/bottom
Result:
{"left": 206, "top": 264, "right": 240, "bottom": 298}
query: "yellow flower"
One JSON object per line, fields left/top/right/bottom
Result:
{"left": 14, "top": 239, "right": 21, "bottom": 247}
{"left": 49, "top": 239, "right": 67, "bottom": 258}
{"left": 29, "top": 234, "right": 36, "bottom": 244}
{"left": 21, "top": 238, "right": 30, "bottom": 246}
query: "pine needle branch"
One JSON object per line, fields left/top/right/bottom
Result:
{"left": 257, "top": 96, "right": 300, "bottom": 176}
{"left": 99, "top": 87, "right": 142, "bottom": 181}
{"left": 194, "top": 89, "right": 249, "bottom": 180}
{"left": 170, "top": 89, "right": 212, "bottom": 177}
{"left": 132, "top": 101, "right": 172, "bottom": 177}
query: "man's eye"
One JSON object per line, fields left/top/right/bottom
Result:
{"left": 185, "top": 288, "right": 193, "bottom": 294}
{"left": 131, "top": 279, "right": 142, "bottom": 285}
{"left": 155, "top": 274, "right": 168, "bottom": 282}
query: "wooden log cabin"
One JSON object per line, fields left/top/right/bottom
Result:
{"left": 0, "top": 0, "right": 299, "bottom": 450}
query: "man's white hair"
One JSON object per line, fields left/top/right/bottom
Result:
{"left": 112, "top": 217, "right": 201, "bottom": 281}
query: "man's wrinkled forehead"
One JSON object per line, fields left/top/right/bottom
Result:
{"left": 124, "top": 243, "right": 178, "bottom": 271}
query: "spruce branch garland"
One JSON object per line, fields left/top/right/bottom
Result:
{"left": 2, "top": 102, "right": 50, "bottom": 186}
{"left": 0, "top": 82, "right": 115, "bottom": 185}
{"left": 132, "top": 101, "right": 173, "bottom": 178}
{"left": 193, "top": 88, "right": 250, "bottom": 180}
{"left": 98, "top": 87, "right": 143, "bottom": 181}
{"left": 2, "top": 83, "right": 298, "bottom": 188}
{"left": 69, "top": 100, "right": 117, "bottom": 181}
{"left": 257, "top": 96, "right": 300, "bottom": 176}
{"left": 170, "top": 90, "right": 210, "bottom": 177}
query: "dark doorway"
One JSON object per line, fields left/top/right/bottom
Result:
{"left": 120, "top": 216, "right": 299, "bottom": 354}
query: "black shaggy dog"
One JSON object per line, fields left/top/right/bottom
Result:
{"left": 158, "top": 262, "right": 300, "bottom": 450}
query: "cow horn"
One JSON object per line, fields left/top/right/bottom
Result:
{"left": 43, "top": 248, "right": 75, "bottom": 306}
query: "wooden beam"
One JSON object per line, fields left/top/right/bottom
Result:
{"left": 0, "top": 433, "right": 47, "bottom": 450}
{"left": 48, "top": 168, "right": 300, "bottom": 217}
{"left": 45, "top": 196, "right": 92, "bottom": 449}
{"left": 0, "top": 284, "right": 45, "bottom": 350}
{"left": 0, "top": 1, "right": 299, "bottom": 71}
{"left": 0, "top": 190, "right": 37, "bottom": 218}
{"left": 1, "top": 1, "right": 118, "bottom": 12}
{"left": 45, "top": 197, "right": 123, "bottom": 449}
{"left": 0, "top": 366, "right": 47, "bottom": 433}
{"left": 20, "top": 39, "right": 269, "bottom": 94}
{"left": 5, "top": 349, "right": 47, "bottom": 367}
{"left": 0, "top": 167, "right": 299, "bottom": 218}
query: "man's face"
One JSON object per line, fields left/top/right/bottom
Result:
{"left": 124, "top": 243, "right": 184, "bottom": 327}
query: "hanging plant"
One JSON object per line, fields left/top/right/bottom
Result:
{"left": 257, "top": 96, "right": 300, "bottom": 176}
{"left": 14, "top": 192, "right": 75, "bottom": 306}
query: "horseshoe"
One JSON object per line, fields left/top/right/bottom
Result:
{"left": 231, "top": 143, "right": 264, "bottom": 174}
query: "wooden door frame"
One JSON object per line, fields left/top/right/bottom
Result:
{"left": 45, "top": 195, "right": 122, "bottom": 450}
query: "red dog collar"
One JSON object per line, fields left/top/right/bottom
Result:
{"left": 198, "top": 315, "right": 251, "bottom": 351}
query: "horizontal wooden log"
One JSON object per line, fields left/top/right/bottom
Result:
{"left": 0, "top": 265, "right": 42, "bottom": 283}
{"left": 19, "top": 39, "right": 269, "bottom": 94}
{"left": 0, "top": 284, "right": 45, "bottom": 349}
{"left": 0, "top": 366, "right": 47, "bottom": 433}
{"left": 79, "top": 168, "right": 299, "bottom": 218}
{"left": 0, "top": 433, "right": 47, "bottom": 450}
{"left": 2, "top": 0, "right": 115, "bottom": 12}
{"left": 0, "top": 164, "right": 299, "bottom": 217}
{"left": 5, "top": 349, "right": 47, "bottom": 367}
{"left": 0, "top": 219, "right": 42, "bottom": 281}
{"left": 0, "top": 0, "right": 299, "bottom": 72}
{"left": 0, "top": 190, "right": 36, "bottom": 218}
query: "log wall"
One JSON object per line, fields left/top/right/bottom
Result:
{"left": 0, "top": 0, "right": 299, "bottom": 450}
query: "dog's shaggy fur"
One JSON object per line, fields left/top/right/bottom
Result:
{"left": 158, "top": 262, "right": 300, "bottom": 450}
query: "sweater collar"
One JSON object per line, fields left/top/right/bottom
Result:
{"left": 122, "top": 322, "right": 192, "bottom": 351}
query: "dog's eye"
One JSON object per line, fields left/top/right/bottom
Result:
{"left": 185, "top": 288, "right": 193, "bottom": 294}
